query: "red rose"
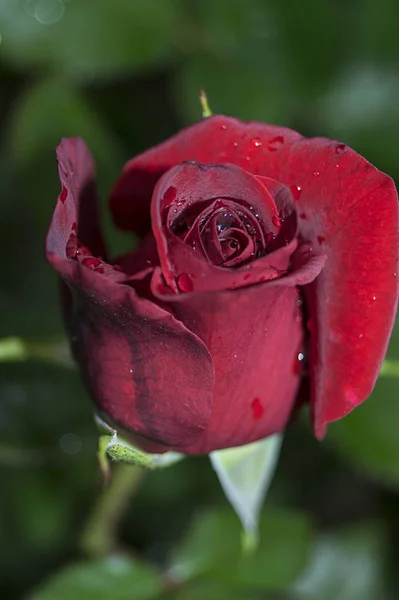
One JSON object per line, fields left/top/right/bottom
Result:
{"left": 46, "top": 116, "right": 398, "bottom": 454}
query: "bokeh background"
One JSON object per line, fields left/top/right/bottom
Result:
{"left": 1, "top": 1, "right": 399, "bottom": 598}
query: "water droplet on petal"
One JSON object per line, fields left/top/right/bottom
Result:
{"left": 290, "top": 185, "right": 302, "bottom": 200}
{"left": 66, "top": 233, "right": 77, "bottom": 259}
{"left": 59, "top": 186, "right": 68, "bottom": 203}
{"left": 345, "top": 389, "right": 358, "bottom": 408}
{"left": 163, "top": 186, "right": 177, "bottom": 207}
{"left": 252, "top": 137, "right": 262, "bottom": 147}
{"left": 268, "top": 136, "right": 284, "bottom": 151}
{"left": 251, "top": 398, "right": 264, "bottom": 420}
{"left": 317, "top": 235, "right": 325, "bottom": 244}
{"left": 335, "top": 143, "right": 346, "bottom": 154}
{"left": 221, "top": 124, "right": 228, "bottom": 130}
{"left": 272, "top": 215, "right": 280, "bottom": 227}
{"left": 243, "top": 273, "right": 251, "bottom": 281}
{"left": 71, "top": 222, "right": 77, "bottom": 231}
{"left": 293, "top": 351, "right": 305, "bottom": 374}
{"left": 313, "top": 171, "right": 320, "bottom": 177}
{"left": 82, "top": 257, "right": 102, "bottom": 270}
{"left": 177, "top": 273, "right": 193, "bottom": 293}
{"left": 299, "top": 213, "right": 307, "bottom": 220}
{"left": 233, "top": 141, "right": 239, "bottom": 148}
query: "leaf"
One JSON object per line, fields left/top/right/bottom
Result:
{"left": 167, "top": 510, "right": 242, "bottom": 583}
{"left": 168, "top": 508, "right": 312, "bottom": 590}
{"left": 210, "top": 434, "right": 282, "bottom": 543}
{"left": 232, "top": 510, "right": 312, "bottom": 590}
{"left": 291, "top": 521, "right": 386, "bottom": 600}
{"left": 28, "top": 555, "right": 163, "bottom": 600}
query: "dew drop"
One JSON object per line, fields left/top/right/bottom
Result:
{"left": 66, "top": 233, "right": 77, "bottom": 259}
{"left": 71, "top": 222, "right": 77, "bottom": 231}
{"left": 345, "top": 389, "right": 358, "bottom": 407}
{"left": 252, "top": 137, "right": 262, "bottom": 147}
{"left": 299, "top": 213, "right": 307, "bottom": 220}
{"left": 317, "top": 235, "right": 325, "bottom": 244}
{"left": 251, "top": 397, "right": 264, "bottom": 420}
{"left": 290, "top": 185, "right": 302, "bottom": 200}
{"left": 233, "top": 141, "right": 239, "bottom": 148}
{"left": 292, "top": 351, "right": 305, "bottom": 374}
{"left": 59, "top": 186, "right": 68, "bottom": 203}
{"left": 82, "top": 257, "right": 102, "bottom": 270}
{"left": 221, "top": 124, "right": 228, "bottom": 130}
{"left": 313, "top": 171, "right": 320, "bottom": 177}
{"left": 272, "top": 215, "right": 280, "bottom": 227}
{"left": 163, "top": 186, "right": 177, "bottom": 207}
{"left": 267, "top": 136, "right": 284, "bottom": 151}
{"left": 258, "top": 275, "right": 267, "bottom": 282}
{"left": 335, "top": 143, "right": 346, "bottom": 155}
{"left": 243, "top": 273, "right": 251, "bottom": 281}
{"left": 177, "top": 273, "right": 193, "bottom": 293}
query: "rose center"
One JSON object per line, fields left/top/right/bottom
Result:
{"left": 169, "top": 197, "right": 275, "bottom": 268}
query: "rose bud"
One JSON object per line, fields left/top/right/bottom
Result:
{"left": 46, "top": 116, "right": 398, "bottom": 455}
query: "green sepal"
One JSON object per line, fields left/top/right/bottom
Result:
{"left": 95, "top": 415, "right": 184, "bottom": 478}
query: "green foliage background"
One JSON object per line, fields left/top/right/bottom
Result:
{"left": 0, "top": 1, "right": 398, "bottom": 598}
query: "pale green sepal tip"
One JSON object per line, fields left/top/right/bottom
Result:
{"left": 210, "top": 434, "right": 283, "bottom": 548}
{"left": 95, "top": 415, "right": 184, "bottom": 472}
{"left": 241, "top": 527, "right": 259, "bottom": 555}
{"left": 200, "top": 89, "right": 213, "bottom": 118}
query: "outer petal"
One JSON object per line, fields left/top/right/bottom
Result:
{"left": 111, "top": 116, "right": 398, "bottom": 436}
{"left": 46, "top": 139, "right": 214, "bottom": 451}
{"left": 156, "top": 284, "right": 303, "bottom": 454}
{"left": 285, "top": 140, "right": 399, "bottom": 437}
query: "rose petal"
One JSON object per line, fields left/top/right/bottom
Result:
{"left": 46, "top": 140, "right": 214, "bottom": 450}
{"left": 111, "top": 116, "right": 398, "bottom": 435}
{"left": 151, "top": 161, "right": 282, "bottom": 292}
{"left": 47, "top": 137, "right": 107, "bottom": 261}
{"left": 157, "top": 284, "right": 303, "bottom": 454}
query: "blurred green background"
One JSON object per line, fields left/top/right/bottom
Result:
{"left": 1, "top": 0, "right": 399, "bottom": 598}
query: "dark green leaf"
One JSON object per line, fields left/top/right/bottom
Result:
{"left": 29, "top": 555, "right": 163, "bottom": 600}
{"left": 168, "top": 508, "right": 312, "bottom": 590}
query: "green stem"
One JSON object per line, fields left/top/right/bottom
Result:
{"left": 81, "top": 463, "right": 145, "bottom": 558}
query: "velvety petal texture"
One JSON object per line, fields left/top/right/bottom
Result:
{"left": 46, "top": 115, "right": 398, "bottom": 454}
{"left": 110, "top": 116, "right": 398, "bottom": 440}
{"left": 47, "top": 139, "right": 214, "bottom": 451}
